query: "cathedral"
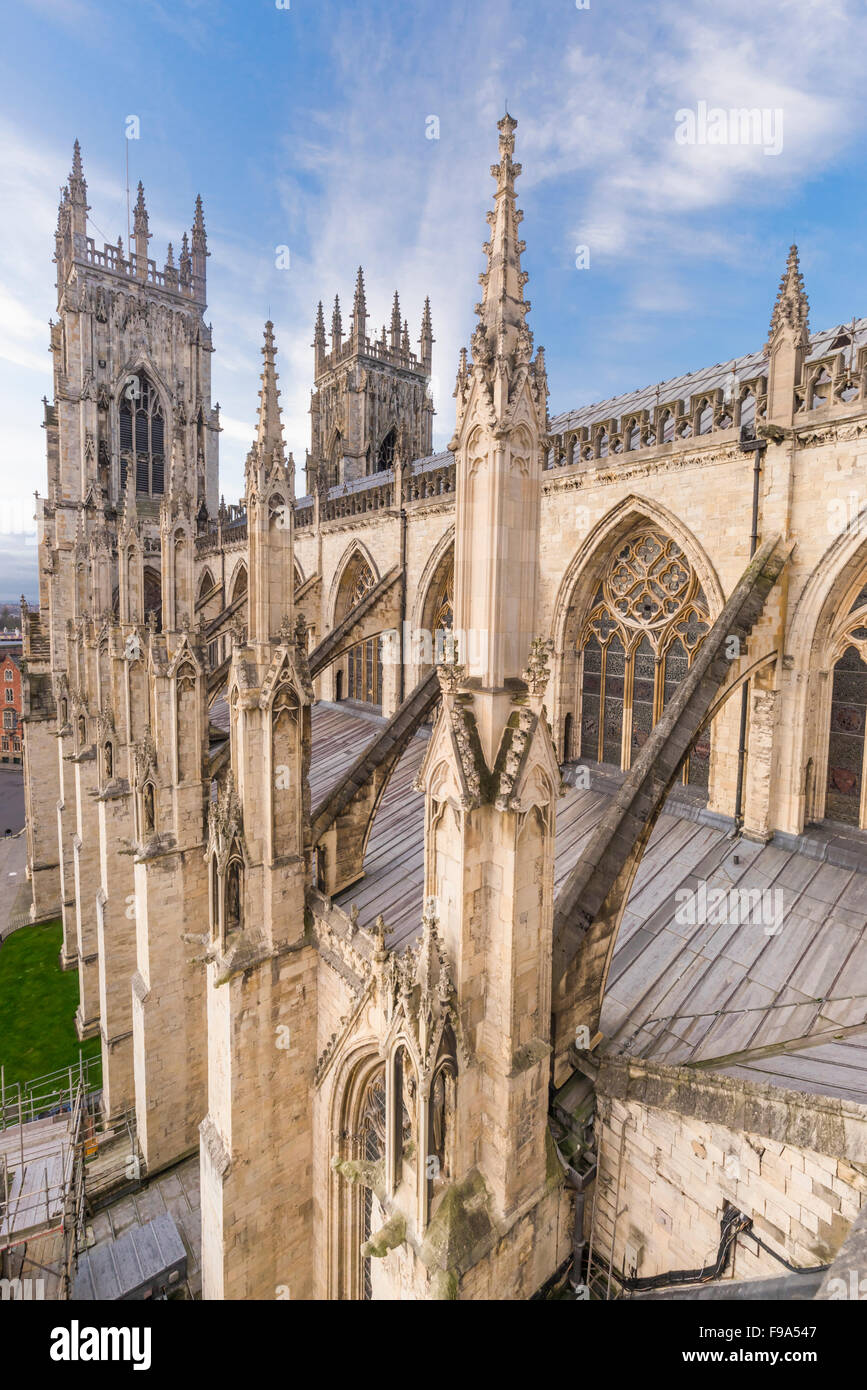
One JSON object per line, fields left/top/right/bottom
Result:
{"left": 18, "top": 113, "right": 867, "bottom": 1300}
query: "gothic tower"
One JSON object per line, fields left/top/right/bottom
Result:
{"left": 306, "top": 269, "right": 434, "bottom": 492}
{"left": 23, "top": 143, "right": 219, "bottom": 1125}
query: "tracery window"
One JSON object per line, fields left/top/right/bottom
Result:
{"left": 576, "top": 528, "right": 711, "bottom": 788}
{"left": 119, "top": 374, "right": 165, "bottom": 497}
{"left": 344, "top": 560, "right": 382, "bottom": 706}
{"left": 824, "top": 589, "right": 867, "bottom": 827}
{"left": 375, "top": 427, "right": 396, "bottom": 472}
{"left": 359, "top": 1069, "right": 386, "bottom": 1301}
{"left": 433, "top": 562, "right": 454, "bottom": 638}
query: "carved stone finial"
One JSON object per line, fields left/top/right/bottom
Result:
{"left": 766, "top": 244, "right": 809, "bottom": 353}
{"left": 436, "top": 633, "right": 465, "bottom": 694}
{"left": 522, "top": 636, "right": 554, "bottom": 695}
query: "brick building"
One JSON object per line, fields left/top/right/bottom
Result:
{"left": 1, "top": 652, "right": 22, "bottom": 763}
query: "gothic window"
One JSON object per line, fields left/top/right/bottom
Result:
{"left": 627, "top": 422, "right": 641, "bottom": 451}
{"left": 739, "top": 390, "right": 756, "bottom": 434}
{"left": 697, "top": 401, "right": 713, "bottom": 434}
{"left": 597, "top": 428, "right": 609, "bottom": 459}
{"left": 104, "top": 741, "right": 113, "bottom": 782}
{"left": 826, "top": 639, "right": 867, "bottom": 826}
{"left": 210, "top": 854, "right": 219, "bottom": 939}
{"left": 4, "top": 669, "right": 12, "bottom": 682}
{"left": 811, "top": 368, "right": 831, "bottom": 410}
{"left": 143, "top": 567, "right": 162, "bottom": 632}
{"left": 78, "top": 715, "right": 86, "bottom": 746}
{"left": 59, "top": 697, "right": 68, "bottom": 726}
{"left": 231, "top": 565, "right": 248, "bottom": 606}
{"left": 225, "top": 855, "right": 243, "bottom": 932}
{"left": 272, "top": 686, "right": 298, "bottom": 857}
{"left": 661, "top": 410, "right": 674, "bottom": 443}
{"left": 340, "top": 558, "right": 382, "bottom": 707}
{"left": 4, "top": 711, "right": 14, "bottom": 731}
{"left": 392, "top": 1046, "right": 415, "bottom": 1191}
{"left": 433, "top": 562, "right": 454, "bottom": 638}
{"left": 359, "top": 1068, "right": 386, "bottom": 1301}
{"left": 375, "top": 427, "right": 396, "bottom": 472}
{"left": 327, "top": 431, "right": 342, "bottom": 488}
{"left": 143, "top": 782, "right": 155, "bottom": 836}
{"left": 576, "top": 528, "right": 711, "bottom": 787}
{"left": 119, "top": 374, "right": 165, "bottom": 497}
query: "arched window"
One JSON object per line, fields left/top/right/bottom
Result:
{"left": 375, "top": 427, "right": 396, "bottom": 472}
{"left": 661, "top": 410, "right": 675, "bottom": 444}
{"left": 103, "top": 741, "right": 113, "bottom": 782}
{"left": 627, "top": 422, "right": 641, "bottom": 451}
{"left": 739, "top": 390, "right": 756, "bottom": 434}
{"left": 327, "top": 431, "right": 342, "bottom": 489}
{"left": 392, "top": 1046, "right": 416, "bottom": 1192}
{"left": 597, "top": 428, "right": 609, "bottom": 459}
{"left": 359, "top": 1068, "right": 386, "bottom": 1300}
{"left": 78, "top": 715, "right": 86, "bottom": 746}
{"left": 697, "top": 401, "right": 713, "bottom": 435}
{"left": 119, "top": 374, "right": 165, "bottom": 497}
{"left": 143, "top": 782, "right": 155, "bottom": 836}
{"left": 575, "top": 529, "right": 711, "bottom": 786}
{"left": 143, "top": 567, "right": 162, "bottom": 632}
{"left": 811, "top": 368, "right": 831, "bottom": 411}
{"left": 210, "top": 853, "right": 220, "bottom": 939}
{"left": 337, "top": 556, "right": 381, "bottom": 707}
{"left": 225, "top": 855, "right": 243, "bottom": 932}
{"left": 826, "top": 639, "right": 867, "bottom": 826}
{"left": 231, "top": 565, "right": 248, "bottom": 606}
{"left": 59, "top": 697, "right": 68, "bottom": 726}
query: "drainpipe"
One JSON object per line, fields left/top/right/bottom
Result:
{"left": 732, "top": 424, "right": 767, "bottom": 834}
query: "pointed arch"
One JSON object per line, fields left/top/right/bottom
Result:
{"left": 779, "top": 514, "right": 867, "bottom": 832}
{"left": 553, "top": 497, "right": 723, "bottom": 786}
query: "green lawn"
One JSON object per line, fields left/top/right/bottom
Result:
{"left": 0, "top": 920, "right": 100, "bottom": 1094}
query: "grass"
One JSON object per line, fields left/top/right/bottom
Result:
{"left": 0, "top": 919, "right": 100, "bottom": 1094}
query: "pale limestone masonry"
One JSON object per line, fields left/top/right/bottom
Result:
{"left": 594, "top": 1057, "right": 867, "bottom": 1285}
{"left": 18, "top": 119, "right": 867, "bottom": 1300}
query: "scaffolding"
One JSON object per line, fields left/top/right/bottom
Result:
{"left": 0, "top": 1054, "right": 103, "bottom": 1297}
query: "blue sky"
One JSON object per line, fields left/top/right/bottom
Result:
{"left": 2, "top": 0, "right": 867, "bottom": 597}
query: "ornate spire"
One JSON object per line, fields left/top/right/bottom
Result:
{"left": 179, "top": 231, "right": 191, "bottom": 288}
{"left": 473, "top": 111, "right": 531, "bottom": 366}
{"left": 352, "top": 266, "right": 367, "bottom": 343}
{"left": 313, "top": 299, "right": 327, "bottom": 373}
{"left": 314, "top": 299, "right": 326, "bottom": 345}
{"left": 331, "top": 294, "right": 343, "bottom": 349}
{"left": 133, "top": 182, "right": 149, "bottom": 238}
{"left": 419, "top": 295, "right": 434, "bottom": 370}
{"left": 766, "top": 244, "right": 809, "bottom": 352}
{"left": 133, "top": 182, "right": 151, "bottom": 278}
{"left": 191, "top": 195, "right": 209, "bottom": 302}
{"left": 389, "top": 291, "right": 401, "bottom": 350}
{"left": 192, "top": 193, "right": 207, "bottom": 251}
{"left": 69, "top": 139, "right": 87, "bottom": 205}
{"left": 254, "top": 321, "right": 284, "bottom": 460}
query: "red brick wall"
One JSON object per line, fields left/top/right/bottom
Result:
{"left": 0, "top": 655, "right": 22, "bottom": 761}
